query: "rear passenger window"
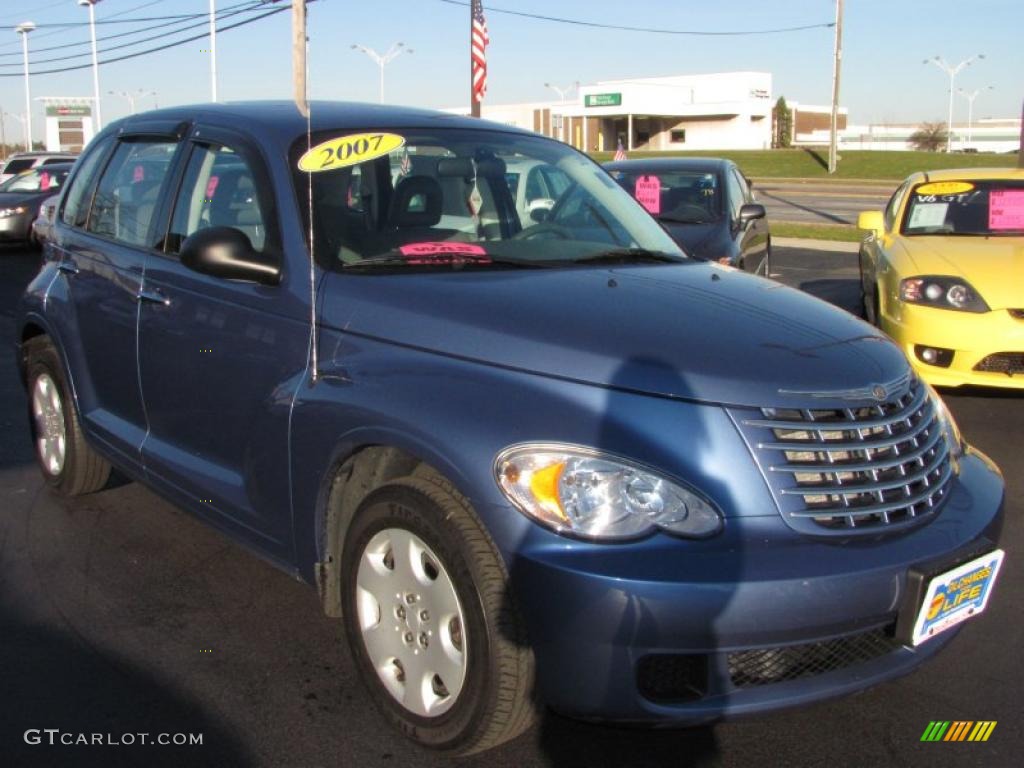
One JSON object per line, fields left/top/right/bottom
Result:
{"left": 62, "top": 136, "right": 114, "bottom": 227}
{"left": 166, "top": 144, "right": 267, "bottom": 253}
{"left": 87, "top": 140, "right": 176, "bottom": 245}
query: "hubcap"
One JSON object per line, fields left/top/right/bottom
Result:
{"left": 355, "top": 528, "right": 468, "bottom": 717}
{"left": 31, "top": 373, "right": 66, "bottom": 476}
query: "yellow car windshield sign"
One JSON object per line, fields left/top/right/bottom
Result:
{"left": 298, "top": 132, "right": 405, "bottom": 172}
{"left": 915, "top": 181, "right": 975, "bottom": 196}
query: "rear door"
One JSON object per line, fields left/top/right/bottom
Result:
{"left": 55, "top": 128, "right": 182, "bottom": 467}
{"left": 137, "top": 125, "right": 308, "bottom": 559}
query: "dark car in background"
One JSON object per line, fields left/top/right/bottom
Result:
{"left": 606, "top": 157, "right": 772, "bottom": 274}
{"left": 0, "top": 151, "right": 77, "bottom": 183}
{"left": 0, "top": 163, "right": 74, "bottom": 247}
{"left": 15, "top": 103, "right": 1005, "bottom": 754}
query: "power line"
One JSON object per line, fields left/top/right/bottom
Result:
{"left": 434, "top": 0, "right": 835, "bottom": 36}
{"left": 0, "top": 1, "right": 260, "bottom": 57}
{"left": 0, "top": 5, "right": 290, "bottom": 77}
{"left": 0, "top": 2, "right": 272, "bottom": 66}
{"left": 0, "top": 0, "right": 170, "bottom": 51}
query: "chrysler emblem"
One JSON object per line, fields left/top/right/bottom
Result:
{"left": 871, "top": 384, "right": 888, "bottom": 401}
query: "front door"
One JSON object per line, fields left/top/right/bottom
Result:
{"left": 137, "top": 128, "right": 308, "bottom": 559}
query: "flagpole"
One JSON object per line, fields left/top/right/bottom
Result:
{"left": 470, "top": 2, "right": 480, "bottom": 117}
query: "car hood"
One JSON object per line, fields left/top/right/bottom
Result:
{"left": 0, "top": 190, "right": 48, "bottom": 209}
{"left": 320, "top": 263, "right": 910, "bottom": 409}
{"left": 659, "top": 221, "right": 721, "bottom": 255}
{"left": 897, "top": 235, "right": 1024, "bottom": 311}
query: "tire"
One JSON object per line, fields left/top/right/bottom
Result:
{"left": 24, "top": 337, "right": 111, "bottom": 495}
{"left": 760, "top": 240, "right": 772, "bottom": 277}
{"left": 863, "top": 282, "right": 881, "bottom": 326}
{"left": 341, "top": 474, "right": 535, "bottom": 754}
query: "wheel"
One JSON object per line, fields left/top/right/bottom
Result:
{"left": 760, "top": 240, "right": 772, "bottom": 277}
{"left": 341, "top": 474, "right": 535, "bottom": 754}
{"left": 24, "top": 337, "right": 111, "bottom": 495}
{"left": 863, "top": 283, "right": 881, "bottom": 326}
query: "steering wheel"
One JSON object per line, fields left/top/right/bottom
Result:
{"left": 512, "top": 222, "right": 573, "bottom": 240}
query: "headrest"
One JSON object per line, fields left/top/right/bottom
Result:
{"left": 390, "top": 176, "right": 442, "bottom": 227}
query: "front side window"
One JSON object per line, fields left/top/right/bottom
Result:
{"left": 167, "top": 144, "right": 268, "bottom": 253}
{"left": 901, "top": 180, "right": 1024, "bottom": 236}
{"left": 62, "top": 136, "right": 114, "bottom": 227}
{"left": 2, "top": 158, "right": 35, "bottom": 176}
{"left": 884, "top": 181, "right": 910, "bottom": 232}
{"left": 294, "top": 128, "right": 684, "bottom": 270}
{"left": 87, "top": 140, "right": 176, "bottom": 246}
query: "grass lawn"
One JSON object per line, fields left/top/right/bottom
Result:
{"left": 771, "top": 222, "right": 863, "bottom": 242}
{"left": 590, "top": 148, "right": 1020, "bottom": 180}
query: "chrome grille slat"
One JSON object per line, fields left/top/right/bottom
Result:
{"left": 731, "top": 376, "right": 955, "bottom": 535}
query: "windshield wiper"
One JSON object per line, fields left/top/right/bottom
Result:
{"left": 340, "top": 254, "right": 552, "bottom": 270}
{"left": 572, "top": 248, "right": 686, "bottom": 265}
{"left": 658, "top": 213, "right": 715, "bottom": 224}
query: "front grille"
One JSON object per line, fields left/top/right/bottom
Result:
{"left": 974, "top": 352, "right": 1024, "bottom": 375}
{"left": 728, "top": 627, "right": 903, "bottom": 688}
{"left": 731, "top": 376, "right": 953, "bottom": 535}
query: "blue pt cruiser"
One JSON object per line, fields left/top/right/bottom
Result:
{"left": 16, "top": 103, "right": 1005, "bottom": 754}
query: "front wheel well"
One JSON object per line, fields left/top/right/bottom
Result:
{"left": 18, "top": 325, "right": 49, "bottom": 380}
{"left": 317, "top": 445, "right": 448, "bottom": 618}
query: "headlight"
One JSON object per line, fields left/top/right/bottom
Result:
{"left": 926, "top": 384, "right": 963, "bottom": 459}
{"left": 899, "top": 276, "right": 989, "bottom": 313}
{"left": 494, "top": 444, "right": 723, "bottom": 540}
{"left": 0, "top": 206, "right": 28, "bottom": 218}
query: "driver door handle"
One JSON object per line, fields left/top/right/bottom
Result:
{"left": 136, "top": 288, "right": 171, "bottom": 307}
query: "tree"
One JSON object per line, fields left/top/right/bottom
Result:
{"left": 909, "top": 122, "right": 950, "bottom": 152}
{"left": 773, "top": 97, "right": 793, "bottom": 149}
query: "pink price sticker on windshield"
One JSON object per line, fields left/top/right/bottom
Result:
{"left": 398, "top": 242, "right": 491, "bottom": 264}
{"left": 989, "top": 189, "right": 1024, "bottom": 230}
{"left": 634, "top": 175, "right": 660, "bottom": 214}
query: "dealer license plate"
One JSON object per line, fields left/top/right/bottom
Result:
{"left": 911, "top": 549, "right": 1005, "bottom": 646}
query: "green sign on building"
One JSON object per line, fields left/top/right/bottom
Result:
{"left": 584, "top": 93, "right": 622, "bottom": 108}
{"left": 45, "top": 105, "right": 91, "bottom": 117}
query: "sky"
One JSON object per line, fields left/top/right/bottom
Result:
{"left": 0, "top": 0, "right": 1020, "bottom": 145}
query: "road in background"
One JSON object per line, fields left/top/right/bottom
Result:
{"left": 755, "top": 180, "right": 894, "bottom": 225}
{"left": 1, "top": 244, "right": 1020, "bottom": 767}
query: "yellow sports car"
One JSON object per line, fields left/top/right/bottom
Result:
{"left": 858, "top": 168, "right": 1024, "bottom": 388}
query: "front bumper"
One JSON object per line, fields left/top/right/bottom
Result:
{"left": 885, "top": 301, "right": 1024, "bottom": 388}
{"left": 0, "top": 212, "right": 31, "bottom": 242}
{"left": 505, "top": 450, "right": 1003, "bottom": 723}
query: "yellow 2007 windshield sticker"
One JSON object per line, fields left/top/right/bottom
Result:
{"left": 298, "top": 132, "right": 405, "bottom": 172}
{"left": 915, "top": 181, "right": 974, "bottom": 196}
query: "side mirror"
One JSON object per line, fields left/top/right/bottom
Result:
{"left": 180, "top": 227, "right": 280, "bottom": 286}
{"left": 738, "top": 202, "right": 766, "bottom": 225}
{"left": 857, "top": 210, "right": 885, "bottom": 237}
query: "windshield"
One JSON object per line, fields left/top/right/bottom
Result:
{"left": 0, "top": 166, "right": 69, "bottom": 193}
{"left": 292, "top": 128, "right": 685, "bottom": 269}
{"left": 607, "top": 169, "right": 722, "bottom": 224}
{"left": 901, "top": 180, "right": 1024, "bottom": 236}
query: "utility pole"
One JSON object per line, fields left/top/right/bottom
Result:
{"left": 209, "top": 0, "right": 218, "bottom": 101}
{"left": 828, "top": 0, "right": 843, "bottom": 174}
{"left": 292, "top": 0, "right": 307, "bottom": 116}
{"left": 79, "top": 1, "right": 102, "bottom": 130}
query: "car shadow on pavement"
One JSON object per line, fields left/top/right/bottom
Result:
{"left": 0, "top": 593, "right": 255, "bottom": 768}
{"left": 797, "top": 278, "right": 864, "bottom": 317}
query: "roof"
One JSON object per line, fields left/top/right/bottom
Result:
{"left": 919, "top": 167, "right": 1024, "bottom": 182}
{"left": 603, "top": 157, "right": 730, "bottom": 173}
{"left": 116, "top": 100, "right": 537, "bottom": 140}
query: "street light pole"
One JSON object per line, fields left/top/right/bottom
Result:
{"left": 78, "top": 0, "right": 103, "bottom": 130}
{"left": 209, "top": 0, "right": 218, "bottom": 101}
{"left": 544, "top": 82, "right": 578, "bottom": 143}
{"left": 924, "top": 54, "right": 984, "bottom": 152}
{"left": 957, "top": 86, "right": 993, "bottom": 149}
{"left": 108, "top": 90, "right": 137, "bottom": 115}
{"left": 15, "top": 22, "right": 34, "bottom": 151}
{"left": 350, "top": 42, "right": 412, "bottom": 103}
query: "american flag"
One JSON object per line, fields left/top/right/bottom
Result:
{"left": 613, "top": 140, "right": 627, "bottom": 161}
{"left": 471, "top": 0, "right": 489, "bottom": 103}
{"left": 398, "top": 147, "right": 412, "bottom": 177}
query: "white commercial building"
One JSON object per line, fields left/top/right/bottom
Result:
{"left": 834, "top": 118, "right": 1021, "bottom": 153}
{"left": 447, "top": 71, "right": 775, "bottom": 152}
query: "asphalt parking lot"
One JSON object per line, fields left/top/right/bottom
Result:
{"left": 1, "top": 243, "right": 1020, "bottom": 768}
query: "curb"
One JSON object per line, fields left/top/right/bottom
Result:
{"left": 773, "top": 237, "right": 860, "bottom": 253}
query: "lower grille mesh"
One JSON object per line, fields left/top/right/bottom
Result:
{"left": 974, "top": 352, "right": 1024, "bottom": 375}
{"left": 728, "top": 627, "right": 902, "bottom": 688}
